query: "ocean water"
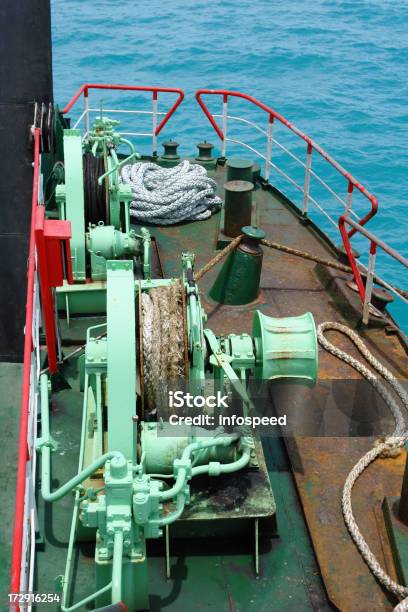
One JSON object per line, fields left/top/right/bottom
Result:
{"left": 51, "top": 0, "right": 407, "bottom": 329}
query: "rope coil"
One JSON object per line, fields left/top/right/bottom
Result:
{"left": 121, "top": 161, "right": 222, "bottom": 225}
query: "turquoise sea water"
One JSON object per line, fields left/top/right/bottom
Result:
{"left": 51, "top": 0, "right": 407, "bottom": 329}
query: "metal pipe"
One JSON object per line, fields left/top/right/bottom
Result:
{"left": 61, "top": 371, "right": 92, "bottom": 610}
{"left": 152, "top": 93, "right": 158, "bottom": 155}
{"left": 362, "top": 242, "right": 377, "bottom": 325}
{"left": 302, "top": 143, "right": 313, "bottom": 215}
{"left": 265, "top": 116, "right": 274, "bottom": 181}
{"left": 191, "top": 446, "right": 250, "bottom": 476}
{"left": 39, "top": 374, "right": 125, "bottom": 503}
{"left": 61, "top": 581, "right": 112, "bottom": 612}
{"left": 153, "top": 443, "right": 250, "bottom": 528}
{"left": 111, "top": 531, "right": 124, "bottom": 604}
{"left": 158, "top": 435, "right": 239, "bottom": 501}
{"left": 221, "top": 96, "right": 228, "bottom": 157}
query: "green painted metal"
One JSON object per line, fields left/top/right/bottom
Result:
{"left": 223, "top": 179, "right": 253, "bottom": 237}
{"left": 182, "top": 252, "right": 207, "bottom": 391}
{"left": 141, "top": 422, "right": 239, "bottom": 474}
{"left": 106, "top": 260, "right": 136, "bottom": 458}
{"left": 57, "top": 281, "right": 107, "bottom": 314}
{"left": 87, "top": 224, "right": 143, "bottom": 281}
{"left": 56, "top": 129, "right": 86, "bottom": 281}
{"left": 209, "top": 227, "right": 265, "bottom": 305}
{"left": 383, "top": 496, "right": 408, "bottom": 587}
{"left": 226, "top": 157, "right": 254, "bottom": 182}
{"left": 252, "top": 310, "right": 318, "bottom": 383}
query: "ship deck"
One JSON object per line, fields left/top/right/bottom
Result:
{"left": 2, "top": 161, "right": 408, "bottom": 611}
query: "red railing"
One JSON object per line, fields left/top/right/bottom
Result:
{"left": 339, "top": 215, "right": 408, "bottom": 323}
{"left": 195, "top": 89, "right": 378, "bottom": 237}
{"left": 10, "top": 128, "right": 41, "bottom": 604}
{"left": 62, "top": 83, "right": 184, "bottom": 139}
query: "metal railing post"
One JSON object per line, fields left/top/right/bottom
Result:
{"left": 362, "top": 241, "right": 377, "bottom": 324}
{"left": 152, "top": 91, "right": 158, "bottom": 155}
{"left": 84, "top": 89, "right": 90, "bottom": 136}
{"left": 346, "top": 180, "right": 354, "bottom": 214}
{"left": 221, "top": 94, "right": 228, "bottom": 157}
{"left": 265, "top": 114, "right": 274, "bottom": 182}
{"left": 302, "top": 142, "right": 313, "bottom": 215}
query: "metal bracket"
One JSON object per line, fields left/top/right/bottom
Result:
{"left": 36, "top": 434, "right": 58, "bottom": 453}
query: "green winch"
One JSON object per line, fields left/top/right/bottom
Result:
{"left": 37, "top": 250, "right": 317, "bottom": 610}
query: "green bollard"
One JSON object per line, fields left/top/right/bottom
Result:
{"left": 209, "top": 226, "right": 266, "bottom": 305}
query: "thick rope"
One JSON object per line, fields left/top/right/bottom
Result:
{"left": 121, "top": 161, "right": 222, "bottom": 225}
{"left": 194, "top": 234, "right": 243, "bottom": 281}
{"left": 260, "top": 238, "right": 408, "bottom": 301}
{"left": 318, "top": 322, "right": 408, "bottom": 609}
{"left": 141, "top": 282, "right": 184, "bottom": 413}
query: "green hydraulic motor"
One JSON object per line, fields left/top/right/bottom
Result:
{"left": 37, "top": 253, "right": 318, "bottom": 611}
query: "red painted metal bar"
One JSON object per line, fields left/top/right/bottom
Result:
{"left": 34, "top": 208, "right": 73, "bottom": 374}
{"left": 62, "top": 83, "right": 185, "bottom": 135}
{"left": 35, "top": 206, "right": 58, "bottom": 373}
{"left": 339, "top": 214, "right": 408, "bottom": 305}
{"left": 10, "top": 128, "right": 40, "bottom": 602}
{"left": 195, "top": 89, "right": 378, "bottom": 236}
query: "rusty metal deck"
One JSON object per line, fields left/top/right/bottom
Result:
{"left": 146, "top": 163, "right": 408, "bottom": 611}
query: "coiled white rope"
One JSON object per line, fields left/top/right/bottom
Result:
{"left": 121, "top": 160, "right": 222, "bottom": 225}
{"left": 318, "top": 322, "right": 408, "bottom": 610}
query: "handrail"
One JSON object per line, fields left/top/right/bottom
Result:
{"left": 195, "top": 89, "right": 378, "bottom": 237}
{"left": 10, "top": 128, "right": 41, "bottom": 606}
{"left": 62, "top": 83, "right": 185, "bottom": 152}
{"left": 339, "top": 215, "right": 408, "bottom": 324}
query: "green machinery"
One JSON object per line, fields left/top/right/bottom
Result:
{"left": 51, "top": 114, "right": 152, "bottom": 313}
{"left": 38, "top": 250, "right": 318, "bottom": 610}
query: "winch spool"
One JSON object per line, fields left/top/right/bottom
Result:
{"left": 83, "top": 152, "right": 107, "bottom": 227}
{"left": 139, "top": 281, "right": 188, "bottom": 415}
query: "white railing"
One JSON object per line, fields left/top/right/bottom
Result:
{"left": 63, "top": 84, "right": 185, "bottom": 156}
{"left": 196, "top": 89, "right": 378, "bottom": 238}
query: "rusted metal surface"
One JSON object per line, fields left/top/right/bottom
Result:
{"left": 146, "top": 163, "right": 408, "bottom": 611}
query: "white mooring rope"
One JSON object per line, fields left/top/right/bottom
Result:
{"left": 121, "top": 161, "right": 222, "bottom": 225}
{"left": 317, "top": 322, "right": 408, "bottom": 610}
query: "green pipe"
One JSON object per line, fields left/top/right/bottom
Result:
{"left": 111, "top": 531, "right": 124, "bottom": 604}
{"left": 41, "top": 449, "right": 122, "bottom": 502}
{"left": 98, "top": 148, "right": 139, "bottom": 185}
{"left": 158, "top": 435, "right": 238, "bottom": 501}
{"left": 61, "top": 581, "right": 112, "bottom": 612}
{"left": 154, "top": 442, "right": 250, "bottom": 527}
{"left": 154, "top": 493, "right": 185, "bottom": 527}
{"left": 61, "top": 372, "right": 91, "bottom": 609}
{"left": 191, "top": 446, "right": 251, "bottom": 476}
{"left": 119, "top": 137, "right": 136, "bottom": 155}
{"left": 39, "top": 373, "right": 125, "bottom": 502}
